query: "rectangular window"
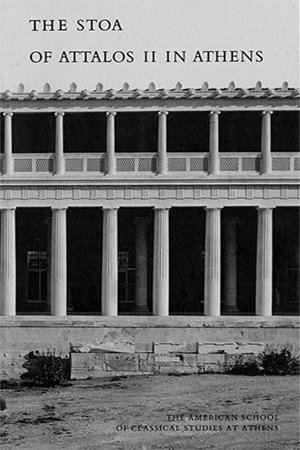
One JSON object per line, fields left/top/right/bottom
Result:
{"left": 27, "top": 251, "right": 47, "bottom": 302}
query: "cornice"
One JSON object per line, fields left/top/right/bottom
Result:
{"left": 1, "top": 81, "right": 299, "bottom": 102}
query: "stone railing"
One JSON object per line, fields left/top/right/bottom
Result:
{"left": 0, "top": 152, "right": 299, "bottom": 176}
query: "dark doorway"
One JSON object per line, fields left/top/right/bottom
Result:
{"left": 221, "top": 207, "right": 257, "bottom": 314}
{"left": 273, "top": 207, "right": 299, "bottom": 314}
{"left": 118, "top": 208, "right": 153, "bottom": 314}
{"left": 169, "top": 208, "right": 205, "bottom": 314}
{"left": 16, "top": 208, "right": 51, "bottom": 314}
{"left": 67, "top": 208, "right": 102, "bottom": 313}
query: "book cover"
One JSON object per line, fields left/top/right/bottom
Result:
{"left": 0, "top": 1, "right": 299, "bottom": 449}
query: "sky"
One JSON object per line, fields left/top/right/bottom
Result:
{"left": 0, "top": 0, "right": 299, "bottom": 91}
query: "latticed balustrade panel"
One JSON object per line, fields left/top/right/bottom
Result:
{"left": 65, "top": 158, "right": 84, "bottom": 172}
{"left": 137, "top": 157, "right": 157, "bottom": 172}
{"left": 14, "top": 159, "right": 33, "bottom": 172}
{"left": 87, "top": 158, "right": 106, "bottom": 173}
{"left": 116, "top": 158, "right": 135, "bottom": 172}
{"left": 294, "top": 158, "right": 300, "bottom": 171}
{"left": 168, "top": 158, "right": 187, "bottom": 171}
{"left": 190, "top": 157, "right": 209, "bottom": 172}
{"left": 272, "top": 157, "right": 290, "bottom": 171}
{"left": 0, "top": 157, "right": 3, "bottom": 173}
{"left": 36, "top": 158, "right": 54, "bottom": 172}
{"left": 241, "top": 157, "right": 261, "bottom": 172}
{"left": 220, "top": 158, "right": 239, "bottom": 171}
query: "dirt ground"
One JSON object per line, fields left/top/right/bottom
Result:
{"left": 0, "top": 374, "right": 299, "bottom": 450}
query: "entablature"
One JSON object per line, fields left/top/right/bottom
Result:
{"left": 0, "top": 82, "right": 299, "bottom": 112}
{"left": 1, "top": 182, "right": 299, "bottom": 209}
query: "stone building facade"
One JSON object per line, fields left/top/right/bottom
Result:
{"left": 0, "top": 82, "right": 299, "bottom": 378}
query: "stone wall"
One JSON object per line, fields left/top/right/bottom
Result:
{"left": 71, "top": 341, "right": 265, "bottom": 379}
{"left": 0, "top": 316, "right": 299, "bottom": 380}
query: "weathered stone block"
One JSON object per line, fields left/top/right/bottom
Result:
{"left": 104, "top": 353, "right": 138, "bottom": 371}
{"left": 155, "top": 355, "right": 181, "bottom": 363}
{"left": 135, "top": 342, "right": 153, "bottom": 353}
{"left": 71, "top": 342, "right": 135, "bottom": 353}
{"left": 71, "top": 353, "right": 95, "bottom": 369}
{"left": 183, "top": 354, "right": 198, "bottom": 368}
{"left": 197, "top": 353, "right": 226, "bottom": 364}
{"left": 139, "top": 354, "right": 155, "bottom": 372}
{"left": 230, "top": 343, "right": 264, "bottom": 354}
{"left": 198, "top": 342, "right": 264, "bottom": 354}
{"left": 71, "top": 370, "right": 93, "bottom": 380}
{"left": 154, "top": 343, "right": 196, "bottom": 353}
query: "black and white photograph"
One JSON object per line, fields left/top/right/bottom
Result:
{"left": 0, "top": 0, "right": 299, "bottom": 448}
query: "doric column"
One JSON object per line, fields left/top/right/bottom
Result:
{"left": 261, "top": 110, "right": 272, "bottom": 174}
{"left": 223, "top": 217, "right": 239, "bottom": 314}
{"left": 209, "top": 111, "right": 220, "bottom": 175}
{"left": 102, "top": 207, "right": 118, "bottom": 315}
{"left": 256, "top": 207, "right": 273, "bottom": 316}
{"left": 204, "top": 207, "right": 221, "bottom": 316}
{"left": 157, "top": 111, "right": 168, "bottom": 175}
{"left": 135, "top": 217, "right": 149, "bottom": 314}
{"left": 0, "top": 208, "right": 16, "bottom": 315}
{"left": 55, "top": 112, "right": 65, "bottom": 175}
{"left": 153, "top": 208, "right": 169, "bottom": 315}
{"left": 106, "top": 112, "right": 116, "bottom": 175}
{"left": 50, "top": 207, "right": 67, "bottom": 315}
{"left": 3, "top": 112, "right": 13, "bottom": 176}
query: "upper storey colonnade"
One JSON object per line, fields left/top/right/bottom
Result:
{"left": 0, "top": 82, "right": 299, "bottom": 179}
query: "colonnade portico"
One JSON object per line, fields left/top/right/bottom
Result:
{"left": 0, "top": 204, "right": 278, "bottom": 317}
{"left": 0, "top": 84, "right": 299, "bottom": 321}
{"left": 2, "top": 106, "right": 287, "bottom": 177}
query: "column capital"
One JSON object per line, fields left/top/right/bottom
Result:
{"left": 153, "top": 206, "right": 171, "bottom": 211}
{"left": 51, "top": 206, "right": 68, "bottom": 211}
{"left": 158, "top": 110, "right": 169, "bottom": 116}
{"left": 0, "top": 207, "right": 16, "bottom": 211}
{"left": 106, "top": 111, "right": 117, "bottom": 116}
{"left": 205, "top": 206, "right": 223, "bottom": 211}
{"left": 3, "top": 112, "right": 13, "bottom": 117}
{"left": 261, "top": 110, "right": 273, "bottom": 115}
{"left": 54, "top": 111, "right": 65, "bottom": 117}
{"left": 102, "top": 206, "right": 119, "bottom": 212}
{"left": 209, "top": 110, "right": 221, "bottom": 115}
{"left": 256, "top": 206, "right": 275, "bottom": 211}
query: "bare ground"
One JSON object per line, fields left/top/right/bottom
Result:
{"left": 0, "top": 375, "right": 299, "bottom": 450}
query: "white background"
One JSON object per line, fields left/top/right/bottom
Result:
{"left": 0, "top": 0, "right": 298, "bottom": 91}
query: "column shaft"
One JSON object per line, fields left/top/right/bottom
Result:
{"left": 106, "top": 112, "right": 116, "bottom": 175}
{"left": 0, "top": 209, "right": 16, "bottom": 315}
{"left": 3, "top": 113, "right": 13, "bottom": 176}
{"left": 102, "top": 208, "right": 118, "bottom": 315}
{"left": 209, "top": 111, "right": 220, "bottom": 175}
{"left": 153, "top": 208, "right": 169, "bottom": 315}
{"left": 135, "top": 217, "right": 149, "bottom": 313}
{"left": 50, "top": 208, "right": 67, "bottom": 315}
{"left": 157, "top": 111, "right": 168, "bottom": 175}
{"left": 204, "top": 208, "right": 221, "bottom": 316}
{"left": 55, "top": 112, "right": 65, "bottom": 175}
{"left": 256, "top": 208, "right": 273, "bottom": 315}
{"left": 223, "top": 217, "right": 238, "bottom": 313}
{"left": 261, "top": 111, "right": 272, "bottom": 174}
